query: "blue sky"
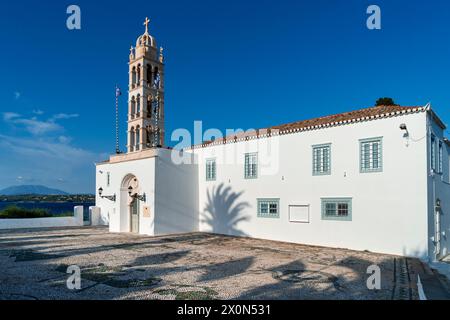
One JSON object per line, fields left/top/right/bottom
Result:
{"left": 0, "top": 0, "right": 449, "bottom": 193}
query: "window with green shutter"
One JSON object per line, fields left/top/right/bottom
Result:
{"left": 245, "top": 153, "right": 258, "bottom": 179}
{"left": 257, "top": 198, "right": 280, "bottom": 218}
{"left": 360, "top": 137, "right": 383, "bottom": 173}
{"left": 321, "top": 198, "right": 352, "bottom": 221}
{"left": 206, "top": 158, "right": 216, "bottom": 181}
{"left": 312, "top": 143, "right": 331, "bottom": 175}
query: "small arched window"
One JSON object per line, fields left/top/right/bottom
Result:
{"left": 147, "top": 95, "right": 152, "bottom": 117}
{"left": 136, "top": 94, "right": 141, "bottom": 115}
{"left": 130, "top": 127, "right": 135, "bottom": 152}
{"left": 130, "top": 97, "right": 136, "bottom": 117}
{"left": 146, "top": 64, "right": 152, "bottom": 84}
{"left": 135, "top": 126, "right": 140, "bottom": 150}
{"left": 131, "top": 67, "right": 137, "bottom": 87}
{"left": 137, "top": 64, "right": 141, "bottom": 85}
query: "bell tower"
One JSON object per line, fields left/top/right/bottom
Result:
{"left": 127, "top": 17, "right": 165, "bottom": 153}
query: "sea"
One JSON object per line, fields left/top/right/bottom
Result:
{"left": 0, "top": 202, "right": 95, "bottom": 220}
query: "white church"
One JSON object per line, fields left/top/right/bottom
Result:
{"left": 96, "top": 19, "right": 450, "bottom": 262}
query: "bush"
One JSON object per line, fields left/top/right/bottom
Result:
{"left": 375, "top": 97, "right": 398, "bottom": 106}
{"left": 0, "top": 206, "right": 53, "bottom": 219}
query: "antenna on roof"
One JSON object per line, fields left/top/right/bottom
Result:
{"left": 115, "top": 85, "right": 122, "bottom": 154}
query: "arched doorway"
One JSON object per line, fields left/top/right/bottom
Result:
{"left": 121, "top": 174, "right": 141, "bottom": 233}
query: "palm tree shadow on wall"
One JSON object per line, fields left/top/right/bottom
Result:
{"left": 202, "top": 184, "right": 250, "bottom": 236}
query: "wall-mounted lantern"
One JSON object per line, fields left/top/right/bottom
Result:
{"left": 436, "top": 198, "right": 441, "bottom": 211}
{"left": 98, "top": 187, "right": 116, "bottom": 202}
{"left": 128, "top": 186, "right": 146, "bottom": 202}
{"left": 399, "top": 123, "right": 409, "bottom": 137}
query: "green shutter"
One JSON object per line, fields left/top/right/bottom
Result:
{"left": 312, "top": 143, "right": 331, "bottom": 175}
{"left": 360, "top": 137, "right": 383, "bottom": 173}
{"left": 321, "top": 198, "right": 352, "bottom": 221}
{"left": 257, "top": 198, "right": 280, "bottom": 218}
{"left": 206, "top": 158, "right": 216, "bottom": 181}
{"left": 245, "top": 153, "right": 258, "bottom": 179}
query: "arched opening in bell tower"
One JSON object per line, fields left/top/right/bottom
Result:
{"left": 129, "top": 127, "right": 135, "bottom": 152}
{"left": 135, "top": 125, "right": 141, "bottom": 150}
{"left": 137, "top": 64, "right": 141, "bottom": 85}
{"left": 136, "top": 94, "right": 141, "bottom": 116}
{"left": 131, "top": 67, "right": 137, "bottom": 87}
{"left": 130, "top": 96, "right": 136, "bottom": 119}
{"left": 146, "top": 64, "right": 153, "bottom": 85}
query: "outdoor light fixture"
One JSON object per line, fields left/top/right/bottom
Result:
{"left": 98, "top": 187, "right": 116, "bottom": 202}
{"left": 399, "top": 123, "right": 409, "bottom": 137}
{"left": 436, "top": 198, "right": 441, "bottom": 208}
{"left": 128, "top": 186, "right": 146, "bottom": 202}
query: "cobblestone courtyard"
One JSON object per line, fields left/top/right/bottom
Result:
{"left": 0, "top": 226, "right": 447, "bottom": 300}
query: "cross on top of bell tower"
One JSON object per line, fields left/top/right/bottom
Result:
{"left": 143, "top": 17, "right": 150, "bottom": 33}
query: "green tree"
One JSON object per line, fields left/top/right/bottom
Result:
{"left": 375, "top": 97, "right": 397, "bottom": 106}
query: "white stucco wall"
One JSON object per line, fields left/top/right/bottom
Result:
{"left": 89, "top": 206, "right": 106, "bottom": 226}
{"left": 96, "top": 157, "right": 156, "bottom": 235}
{"left": 95, "top": 149, "right": 199, "bottom": 236}
{"left": 191, "top": 111, "right": 430, "bottom": 257}
{"left": 154, "top": 149, "right": 199, "bottom": 235}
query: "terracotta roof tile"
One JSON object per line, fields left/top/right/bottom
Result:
{"left": 270, "top": 105, "right": 421, "bottom": 131}
{"left": 190, "top": 105, "right": 425, "bottom": 149}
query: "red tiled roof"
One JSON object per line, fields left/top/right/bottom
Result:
{"left": 189, "top": 105, "right": 426, "bottom": 149}
{"left": 271, "top": 105, "right": 421, "bottom": 131}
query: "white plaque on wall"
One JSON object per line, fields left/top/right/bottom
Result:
{"left": 289, "top": 205, "right": 310, "bottom": 223}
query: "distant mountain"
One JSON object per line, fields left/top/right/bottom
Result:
{"left": 0, "top": 185, "right": 69, "bottom": 196}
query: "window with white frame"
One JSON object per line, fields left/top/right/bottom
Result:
{"left": 312, "top": 143, "right": 331, "bottom": 175}
{"left": 438, "top": 140, "right": 443, "bottom": 174}
{"left": 257, "top": 198, "right": 280, "bottom": 218}
{"left": 360, "top": 137, "right": 383, "bottom": 172}
{"left": 206, "top": 158, "right": 216, "bottom": 181}
{"left": 431, "top": 134, "right": 436, "bottom": 172}
{"left": 245, "top": 153, "right": 258, "bottom": 179}
{"left": 321, "top": 198, "right": 352, "bottom": 221}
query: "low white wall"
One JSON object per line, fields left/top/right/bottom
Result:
{"left": 90, "top": 206, "right": 107, "bottom": 226}
{"left": 0, "top": 206, "right": 84, "bottom": 230}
